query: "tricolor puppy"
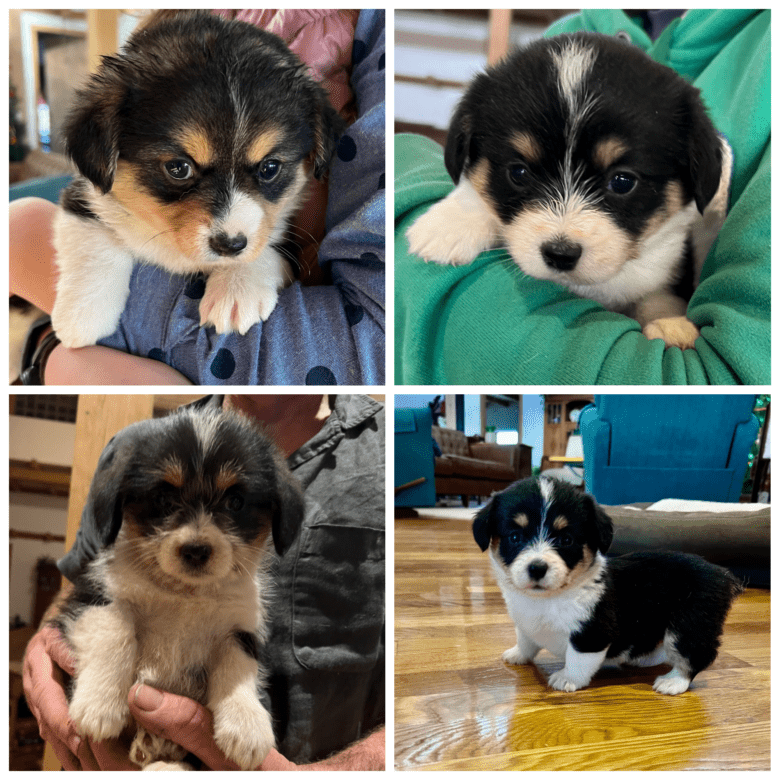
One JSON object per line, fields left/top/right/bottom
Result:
{"left": 51, "top": 398, "right": 304, "bottom": 769}
{"left": 52, "top": 11, "right": 342, "bottom": 347}
{"left": 408, "top": 32, "right": 732, "bottom": 349}
{"left": 473, "top": 477, "right": 742, "bottom": 694}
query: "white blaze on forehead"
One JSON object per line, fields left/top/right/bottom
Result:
{"left": 552, "top": 39, "right": 596, "bottom": 112}
{"left": 539, "top": 476, "right": 555, "bottom": 523}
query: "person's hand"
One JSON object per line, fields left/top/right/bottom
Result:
{"left": 129, "top": 684, "right": 298, "bottom": 770}
{"left": 22, "top": 625, "right": 136, "bottom": 770}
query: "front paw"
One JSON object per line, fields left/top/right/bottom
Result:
{"left": 407, "top": 207, "right": 495, "bottom": 266}
{"left": 502, "top": 645, "right": 533, "bottom": 665}
{"left": 51, "top": 296, "right": 124, "bottom": 348}
{"left": 548, "top": 669, "right": 587, "bottom": 693}
{"left": 213, "top": 697, "right": 275, "bottom": 770}
{"left": 643, "top": 316, "right": 700, "bottom": 350}
{"left": 199, "top": 269, "right": 280, "bottom": 334}
{"left": 69, "top": 686, "right": 130, "bottom": 741}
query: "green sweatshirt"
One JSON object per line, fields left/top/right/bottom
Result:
{"left": 395, "top": 9, "right": 769, "bottom": 385}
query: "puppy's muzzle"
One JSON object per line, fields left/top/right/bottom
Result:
{"left": 209, "top": 232, "right": 248, "bottom": 257}
{"left": 179, "top": 542, "right": 214, "bottom": 570}
{"left": 542, "top": 239, "right": 582, "bottom": 271}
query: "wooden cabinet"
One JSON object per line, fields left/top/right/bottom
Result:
{"left": 541, "top": 395, "right": 593, "bottom": 472}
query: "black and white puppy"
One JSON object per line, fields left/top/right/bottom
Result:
{"left": 408, "top": 32, "right": 732, "bottom": 349}
{"left": 51, "top": 397, "right": 304, "bottom": 769}
{"left": 473, "top": 476, "right": 743, "bottom": 695}
{"left": 52, "top": 11, "right": 342, "bottom": 347}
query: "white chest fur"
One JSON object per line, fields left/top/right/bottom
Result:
{"left": 490, "top": 552, "right": 605, "bottom": 659}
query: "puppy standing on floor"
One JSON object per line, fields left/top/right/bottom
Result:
{"left": 52, "top": 11, "right": 343, "bottom": 348}
{"left": 408, "top": 32, "right": 732, "bottom": 350}
{"left": 473, "top": 477, "right": 743, "bottom": 694}
{"left": 51, "top": 399, "right": 304, "bottom": 769}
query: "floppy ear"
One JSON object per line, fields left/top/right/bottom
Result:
{"left": 444, "top": 101, "right": 473, "bottom": 184}
{"left": 686, "top": 92, "right": 723, "bottom": 214}
{"left": 584, "top": 493, "right": 614, "bottom": 554}
{"left": 64, "top": 55, "right": 127, "bottom": 193}
{"left": 472, "top": 497, "right": 497, "bottom": 552}
{"left": 312, "top": 98, "right": 345, "bottom": 180}
{"left": 271, "top": 459, "right": 305, "bottom": 556}
{"left": 79, "top": 433, "right": 133, "bottom": 549}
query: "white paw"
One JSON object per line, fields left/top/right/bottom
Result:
{"left": 653, "top": 670, "right": 691, "bottom": 695}
{"left": 143, "top": 761, "right": 194, "bottom": 771}
{"left": 502, "top": 645, "right": 532, "bottom": 666}
{"left": 643, "top": 316, "right": 700, "bottom": 350}
{"left": 51, "top": 295, "right": 125, "bottom": 348}
{"left": 406, "top": 178, "right": 500, "bottom": 265}
{"left": 213, "top": 697, "right": 274, "bottom": 770}
{"left": 199, "top": 265, "right": 281, "bottom": 334}
{"left": 548, "top": 669, "right": 587, "bottom": 693}
{"left": 69, "top": 686, "right": 130, "bottom": 741}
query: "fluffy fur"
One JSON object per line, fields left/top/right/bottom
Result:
{"left": 51, "top": 397, "right": 304, "bottom": 769}
{"left": 51, "top": 11, "right": 343, "bottom": 347}
{"left": 473, "top": 476, "right": 743, "bottom": 694}
{"left": 408, "top": 32, "right": 732, "bottom": 349}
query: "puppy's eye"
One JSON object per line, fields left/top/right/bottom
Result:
{"left": 164, "top": 159, "right": 194, "bottom": 181}
{"left": 607, "top": 172, "right": 637, "bottom": 195}
{"left": 154, "top": 491, "right": 176, "bottom": 514}
{"left": 257, "top": 159, "right": 282, "bottom": 182}
{"left": 226, "top": 494, "right": 245, "bottom": 512}
{"left": 558, "top": 532, "right": 575, "bottom": 547}
{"left": 508, "top": 531, "right": 522, "bottom": 545}
{"left": 507, "top": 164, "right": 528, "bottom": 187}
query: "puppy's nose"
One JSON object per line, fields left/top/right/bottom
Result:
{"left": 528, "top": 560, "right": 548, "bottom": 581}
{"left": 179, "top": 542, "right": 213, "bottom": 568}
{"left": 541, "top": 240, "right": 582, "bottom": 271}
{"left": 209, "top": 232, "right": 248, "bottom": 257}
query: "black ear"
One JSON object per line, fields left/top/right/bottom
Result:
{"left": 585, "top": 493, "right": 613, "bottom": 554}
{"left": 312, "top": 98, "right": 345, "bottom": 180}
{"left": 472, "top": 497, "right": 496, "bottom": 552}
{"left": 80, "top": 431, "right": 135, "bottom": 549}
{"left": 444, "top": 100, "right": 473, "bottom": 184}
{"left": 271, "top": 458, "right": 305, "bottom": 556}
{"left": 64, "top": 55, "right": 127, "bottom": 193}
{"left": 686, "top": 91, "right": 723, "bottom": 214}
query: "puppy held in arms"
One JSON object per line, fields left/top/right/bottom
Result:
{"left": 51, "top": 399, "right": 304, "bottom": 769}
{"left": 473, "top": 477, "right": 743, "bottom": 694}
{"left": 51, "top": 11, "right": 342, "bottom": 348}
{"left": 408, "top": 32, "right": 732, "bottom": 350}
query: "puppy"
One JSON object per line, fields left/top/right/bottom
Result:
{"left": 51, "top": 398, "right": 304, "bottom": 769}
{"left": 473, "top": 476, "right": 743, "bottom": 695}
{"left": 408, "top": 32, "right": 732, "bottom": 349}
{"left": 51, "top": 11, "right": 343, "bottom": 348}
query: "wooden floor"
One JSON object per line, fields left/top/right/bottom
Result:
{"left": 394, "top": 514, "right": 771, "bottom": 771}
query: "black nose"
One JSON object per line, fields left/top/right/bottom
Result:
{"left": 209, "top": 232, "right": 248, "bottom": 257}
{"left": 528, "top": 560, "right": 548, "bottom": 581}
{"left": 180, "top": 543, "right": 213, "bottom": 568}
{"left": 541, "top": 240, "right": 582, "bottom": 271}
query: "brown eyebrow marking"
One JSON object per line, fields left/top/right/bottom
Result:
{"left": 247, "top": 127, "right": 282, "bottom": 163}
{"left": 215, "top": 465, "right": 241, "bottom": 492}
{"left": 176, "top": 128, "right": 214, "bottom": 168}
{"left": 510, "top": 131, "right": 543, "bottom": 163}
{"left": 594, "top": 136, "right": 629, "bottom": 169}
{"left": 513, "top": 513, "right": 529, "bottom": 528}
{"left": 162, "top": 458, "right": 185, "bottom": 488}
{"left": 553, "top": 515, "right": 568, "bottom": 530}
